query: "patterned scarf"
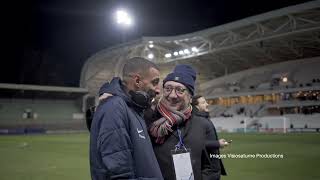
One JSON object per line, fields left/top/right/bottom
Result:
{"left": 149, "top": 99, "right": 192, "bottom": 144}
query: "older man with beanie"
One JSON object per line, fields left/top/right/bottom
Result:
{"left": 146, "top": 64, "right": 216, "bottom": 180}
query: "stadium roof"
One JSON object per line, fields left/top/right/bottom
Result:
{"left": 0, "top": 83, "right": 88, "bottom": 99}
{"left": 81, "top": 0, "right": 320, "bottom": 95}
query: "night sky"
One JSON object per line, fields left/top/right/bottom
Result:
{"left": 2, "top": 0, "right": 311, "bottom": 87}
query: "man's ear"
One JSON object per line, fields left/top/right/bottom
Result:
{"left": 132, "top": 74, "right": 142, "bottom": 88}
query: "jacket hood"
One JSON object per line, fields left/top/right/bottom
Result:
{"left": 99, "top": 77, "right": 133, "bottom": 105}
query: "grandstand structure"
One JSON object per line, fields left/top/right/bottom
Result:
{"left": 0, "top": 83, "right": 88, "bottom": 134}
{"left": 80, "top": 1, "right": 320, "bottom": 132}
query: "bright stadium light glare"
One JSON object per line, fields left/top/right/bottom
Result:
{"left": 191, "top": 47, "right": 199, "bottom": 52}
{"left": 165, "top": 53, "right": 172, "bottom": 58}
{"left": 148, "top": 53, "right": 154, "bottom": 59}
{"left": 149, "top": 44, "right": 154, "bottom": 48}
{"left": 184, "top": 49, "right": 190, "bottom": 54}
{"left": 178, "top": 50, "right": 184, "bottom": 55}
{"left": 173, "top": 51, "right": 179, "bottom": 56}
{"left": 282, "top": 77, "right": 288, "bottom": 82}
{"left": 115, "top": 9, "right": 133, "bottom": 26}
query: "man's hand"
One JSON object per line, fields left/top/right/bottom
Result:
{"left": 99, "top": 93, "right": 113, "bottom": 101}
{"left": 219, "top": 139, "right": 229, "bottom": 148}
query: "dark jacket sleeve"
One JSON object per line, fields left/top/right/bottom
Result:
{"left": 97, "top": 97, "right": 136, "bottom": 179}
{"left": 201, "top": 117, "right": 223, "bottom": 180}
{"left": 206, "top": 140, "right": 220, "bottom": 149}
{"left": 204, "top": 120, "right": 220, "bottom": 149}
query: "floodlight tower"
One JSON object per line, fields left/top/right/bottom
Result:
{"left": 114, "top": 9, "right": 134, "bottom": 43}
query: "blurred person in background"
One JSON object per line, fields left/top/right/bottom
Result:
{"left": 192, "top": 95, "right": 228, "bottom": 180}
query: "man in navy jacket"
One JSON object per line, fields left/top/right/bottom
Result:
{"left": 89, "top": 57, "right": 163, "bottom": 180}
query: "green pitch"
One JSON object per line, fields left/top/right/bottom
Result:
{"left": 220, "top": 133, "right": 320, "bottom": 180}
{"left": 0, "top": 133, "right": 319, "bottom": 180}
{"left": 0, "top": 134, "right": 90, "bottom": 180}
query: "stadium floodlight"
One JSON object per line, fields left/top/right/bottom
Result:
{"left": 165, "top": 53, "right": 172, "bottom": 58}
{"left": 115, "top": 9, "right": 133, "bottom": 27}
{"left": 149, "top": 44, "right": 154, "bottom": 48}
{"left": 191, "top": 47, "right": 199, "bottom": 52}
{"left": 282, "top": 77, "right": 288, "bottom": 82}
{"left": 148, "top": 53, "right": 154, "bottom": 59}
{"left": 178, "top": 50, "right": 184, "bottom": 55}
{"left": 173, "top": 51, "right": 179, "bottom": 56}
{"left": 184, "top": 49, "right": 190, "bottom": 54}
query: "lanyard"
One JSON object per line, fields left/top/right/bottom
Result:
{"left": 175, "top": 128, "right": 187, "bottom": 151}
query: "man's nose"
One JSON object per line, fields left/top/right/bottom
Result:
{"left": 168, "top": 89, "right": 178, "bottom": 98}
{"left": 154, "top": 85, "right": 160, "bottom": 95}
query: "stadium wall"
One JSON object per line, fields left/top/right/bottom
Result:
{"left": 0, "top": 98, "right": 86, "bottom": 134}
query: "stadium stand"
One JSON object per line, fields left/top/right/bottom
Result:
{"left": 0, "top": 83, "right": 88, "bottom": 134}
{"left": 77, "top": 1, "right": 319, "bottom": 134}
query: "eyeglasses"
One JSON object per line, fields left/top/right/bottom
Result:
{"left": 163, "top": 85, "right": 187, "bottom": 96}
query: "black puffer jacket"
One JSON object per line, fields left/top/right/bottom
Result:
{"left": 145, "top": 109, "right": 217, "bottom": 180}
{"left": 193, "top": 108, "right": 227, "bottom": 180}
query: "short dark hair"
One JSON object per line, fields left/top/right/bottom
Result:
{"left": 191, "top": 95, "right": 203, "bottom": 106}
{"left": 122, "top": 57, "right": 159, "bottom": 82}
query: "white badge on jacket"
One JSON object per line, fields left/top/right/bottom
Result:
{"left": 172, "top": 150, "right": 194, "bottom": 180}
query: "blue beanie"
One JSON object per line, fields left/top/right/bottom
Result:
{"left": 163, "top": 64, "right": 197, "bottom": 95}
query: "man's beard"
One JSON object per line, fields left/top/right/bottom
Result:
{"left": 146, "top": 89, "right": 157, "bottom": 102}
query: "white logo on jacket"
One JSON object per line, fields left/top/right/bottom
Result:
{"left": 137, "top": 128, "right": 145, "bottom": 139}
